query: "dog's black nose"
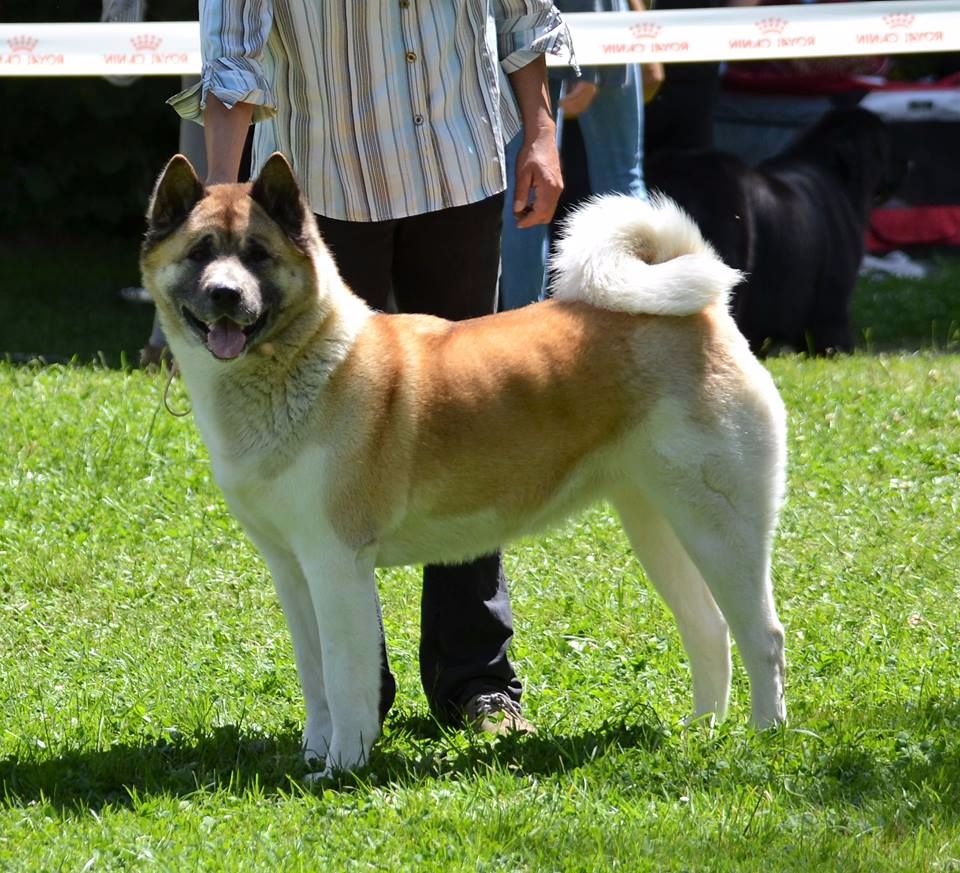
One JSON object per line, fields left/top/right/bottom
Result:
{"left": 208, "top": 285, "right": 242, "bottom": 308}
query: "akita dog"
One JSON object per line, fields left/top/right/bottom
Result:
{"left": 141, "top": 153, "right": 788, "bottom": 778}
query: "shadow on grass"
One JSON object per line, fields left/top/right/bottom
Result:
{"left": 375, "top": 703, "right": 672, "bottom": 780}
{"left": 0, "top": 725, "right": 306, "bottom": 812}
{"left": 852, "top": 255, "right": 960, "bottom": 354}
{"left": 0, "top": 709, "right": 670, "bottom": 814}
{"left": 4, "top": 695, "right": 959, "bottom": 820}
{"left": 0, "top": 238, "right": 153, "bottom": 370}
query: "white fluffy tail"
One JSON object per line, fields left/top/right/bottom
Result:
{"left": 548, "top": 193, "right": 742, "bottom": 316}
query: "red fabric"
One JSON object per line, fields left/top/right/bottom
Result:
{"left": 870, "top": 72, "right": 960, "bottom": 92}
{"left": 723, "top": 69, "right": 880, "bottom": 96}
{"left": 867, "top": 206, "right": 960, "bottom": 252}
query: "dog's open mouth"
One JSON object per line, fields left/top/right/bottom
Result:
{"left": 182, "top": 308, "right": 269, "bottom": 360}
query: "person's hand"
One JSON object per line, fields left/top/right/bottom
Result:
{"left": 512, "top": 124, "right": 563, "bottom": 229}
{"left": 558, "top": 80, "right": 598, "bottom": 119}
{"left": 642, "top": 62, "right": 665, "bottom": 103}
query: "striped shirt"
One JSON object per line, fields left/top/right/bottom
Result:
{"left": 170, "top": 1, "right": 573, "bottom": 222}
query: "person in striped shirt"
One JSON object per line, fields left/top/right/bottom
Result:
{"left": 170, "top": 1, "right": 575, "bottom": 737}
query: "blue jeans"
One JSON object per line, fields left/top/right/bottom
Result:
{"left": 499, "top": 64, "right": 647, "bottom": 311}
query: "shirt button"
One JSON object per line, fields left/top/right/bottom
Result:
{"left": 413, "top": 114, "right": 424, "bottom": 126}
{"left": 405, "top": 51, "right": 417, "bottom": 63}
{"left": 399, "top": 0, "right": 410, "bottom": 7}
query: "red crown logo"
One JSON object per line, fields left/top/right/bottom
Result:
{"left": 8, "top": 35, "right": 38, "bottom": 53}
{"left": 883, "top": 13, "right": 915, "bottom": 29}
{"left": 131, "top": 34, "right": 162, "bottom": 51}
{"left": 755, "top": 17, "right": 787, "bottom": 35}
{"left": 629, "top": 22, "right": 661, "bottom": 40}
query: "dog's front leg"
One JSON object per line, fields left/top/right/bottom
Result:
{"left": 299, "top": 545, "right": 382, "bottom": 778}
{"left": 254, "top": 542, "right": 333, "bottom": 762}
{"left": 233, "top": 506, "right": 336, "bottom": 763}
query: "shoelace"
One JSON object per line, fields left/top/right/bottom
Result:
{"left": 471, "top": 692, "right": 521, "bottom": 717}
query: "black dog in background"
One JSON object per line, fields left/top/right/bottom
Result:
{"left": 646, "top": 108, "right": 905, "bottom": 355}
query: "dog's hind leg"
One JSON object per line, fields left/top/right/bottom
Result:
{"left": 612, "top": 492, "right": 732, "bottom": 721}
{"left": 636, "top": 470, "right": 786, "bottom": 728}
{"left": 615, "top": 387, "right": 787, "bottom": 728}
{"left": 686, "top": 526, "right": 785, "bottom": 729}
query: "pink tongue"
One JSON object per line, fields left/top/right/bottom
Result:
{"left": 207, "top": 319, "right": 247, "bottom": 360}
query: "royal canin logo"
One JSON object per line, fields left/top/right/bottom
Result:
{"left": 629, "top": 22, "right": 661, "bottom": 40}
{"left": 131, "top": 34, "right": 163, "bottom": 51}
{"left": 1, "top": 33, "right": 63, "bottom": 66}
{"left": 883, "top": 13, "right": 915, "bottom": 29}
{"left": 8, "top": 35, "right": 38, "bottom": 53}
{"left": 755, "top": 17, "right": 787, "bottom": 36}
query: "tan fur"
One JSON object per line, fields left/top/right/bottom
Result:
{"left": 325, "top": 303, "right": 710, "bottom": 558}
{"left": 141, "top": 154, "right": 788, "bottom": 778}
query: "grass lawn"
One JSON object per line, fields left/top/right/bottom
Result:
{"left": 0, "top": 242, "right": 959, "bottom": 870}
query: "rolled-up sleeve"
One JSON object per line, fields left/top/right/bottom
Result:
{"left": 494, "top": 1, "right": 577, "bottom": 75}
{"left": 168, "top": 0, "right": 276, "bottom": 124}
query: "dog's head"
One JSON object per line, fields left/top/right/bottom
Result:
{"left": 140, "top": 152, "right": 321, "bottom": 362}
{"left": 787, "top": 107, "right": 908, "bottom": 207}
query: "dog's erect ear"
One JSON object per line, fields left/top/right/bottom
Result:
{"left": 250, "top": 152, "right": 310, "bottom": 245}
{"left": 146, "top": 154, "right": 204, "bottom": 242}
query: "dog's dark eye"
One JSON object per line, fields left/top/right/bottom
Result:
{"left": 245, "top": 240, "right": 273, "bottom": 264}
{"left": 187, "top": 238, "right": 213, "bottom": 263}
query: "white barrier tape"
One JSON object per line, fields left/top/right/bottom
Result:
{"left": 551, "top": 1, "right": 960, "bottom": 65}
{"left": 0, "top": 3, "right": 958, "bottom": 76}
{"left": 0, "top": 22, "right": 200, "bottom": 77}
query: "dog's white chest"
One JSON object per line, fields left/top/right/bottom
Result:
{"left": 213, "top": 445, "right": 329, "bottom": 553}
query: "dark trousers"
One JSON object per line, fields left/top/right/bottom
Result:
{"left": 314, "top": 194, "right": 522, "bottom": 723}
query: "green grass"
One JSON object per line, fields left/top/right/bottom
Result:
{"left": 1, "top": 246, "right": 959, "bottom": 870}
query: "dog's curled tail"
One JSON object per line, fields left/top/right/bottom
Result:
{"left": 548, "top": 193, "right": 742, "bottom": 316}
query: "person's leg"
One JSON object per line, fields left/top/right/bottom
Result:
{"left": 312, "top": 212, "right": 401, "bottom": 721}
{"left": 392, "top": 195, "right": 526, "bottom": 725}
{"left": 577, "top": 64, "right": 647, "bottom": 199}
{"left": 312, "top": 214, "right": 396, "bottom": 311}
{"left": 393, "top": 195, "right": 503, "bottom": 318}
{"left": 419, "top": 555, "right": 523, "bottom": 725}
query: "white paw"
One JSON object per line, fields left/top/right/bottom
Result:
{"left": 303, "top": 763, "right": 336, "bottom": 783}
{"left": 682, "top": 711, "right": 718, "bottom": 730}
{"left": 301, "top": 744, "right": 364, "bottom": 781}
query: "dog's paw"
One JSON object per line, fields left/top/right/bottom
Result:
{"left": 681, "top": 711, "right": 718, "bottom": 731}
{"left": 302, "top": 741, "right": 365, "bottom": 781}
{"left": 303, "top": 763, "right": 337, "bottom": 783}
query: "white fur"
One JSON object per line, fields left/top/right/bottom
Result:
{"left": 549, "top": 192, "right": 743, "bottom": 316}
